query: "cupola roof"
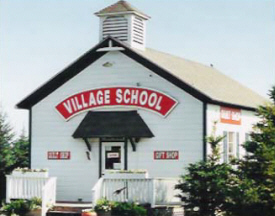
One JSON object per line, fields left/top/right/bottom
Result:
{"left": 95, "top": 0, "right": 150, "bottom": 19}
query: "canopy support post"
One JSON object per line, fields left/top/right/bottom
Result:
{"left": 83, "top": 138, "right": 92, "bottom": 152}
{"left": 135, "top": 138, "right": 140, "bottom": 143}
{"left": 129, "top": 138, "right": 136, "bottom": 152}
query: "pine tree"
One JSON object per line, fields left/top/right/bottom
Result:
{"left": 0, "top": 110, "right": 29, "bottom": 202}
{"left": 225, "top": 86, "right": 275, "bottom": 216}
{"left": 0, "top": 111, "right": 15, "bottom": 202}
{"left": 0, "top": 111, "right": 29, "bottom": 174}
{"left": 175, "top": 123, "right": 231, "bottom": 216}
{"left": 0, "top": 111, "right": 14, "bottom": 174}
{"left": 11, "top": 130, "right": 29, "bottom": 170}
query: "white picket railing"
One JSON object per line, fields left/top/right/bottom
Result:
{"left": 103, "top": 178, "right": 154, "bottom": 203}
{"left": 6, "top": 175, "right": 57, "bottom": 216}
{"left": 6, "top": 175, "right": 48, "bottom": 202}
{"left": 91, "top": 177, "right": 104, "bottom": 207}
{"left": 92, "top": 177, "right": 181, "bottom": 206}
{"left": 42, "top": 177, "right": 57, "bottom": 216}
{"left": 154, "top": 178, "right": 181, "bottom": 205}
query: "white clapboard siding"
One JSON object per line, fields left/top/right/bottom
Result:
{"left": 32, "top": 51, "right": 203, "bottom": 202}
{"left": 206, "top": 104, "right": 259, "bottom": 160}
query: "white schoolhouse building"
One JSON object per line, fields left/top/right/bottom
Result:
{"left": 15, "top": 1, "right": 266, "bottom": 203}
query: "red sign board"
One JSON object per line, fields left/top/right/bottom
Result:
{"left": 220, "top": 107, "right": 241, "bottom": 125}
{"left": 56, "top": 87, "right": 178, "bottom": 121}
{"left": 154, "top": 151, "right": 179, "bottom": 160}
{"left": 107, "top": 152, "right": 120, "bottom": 158}
{"left": 48, "top": 151, "right": 71, "bottom": 160}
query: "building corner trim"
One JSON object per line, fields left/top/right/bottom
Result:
{"left": 203, "top": 102, "right": 207, "bottom": 161}
{"left": 28, "top": 108, "right": 32, "bottom": 169}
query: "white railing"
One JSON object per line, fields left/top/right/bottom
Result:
{"left": 42, "top": 177, "right": 57, "bottom": 216}
{"left": 102, "top": 178, "right": 154, "bottom": 203}
{"left": 92, "top": 177, "right": 181, "bottom": 206}
{"left": 154, "top": 178, "right": 181, "bottom": 205}
{"left": 92, "top": 177, "right": 104, "bottom": 207}
{"left": 6, "top": 175, "right": 57, "bottom": 216}
{"left": 6, "top": 175, "right": 48, "bottom": 202}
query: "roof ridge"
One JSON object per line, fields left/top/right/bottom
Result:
{"left": 16, "top": 37, "right": 267, "bottom": 110}
{"left": 95, "top": 0, "right": 150, "bottom": 19}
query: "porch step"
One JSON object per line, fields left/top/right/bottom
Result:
{"left": 51, "top": 206, "right": 88, "bottom": 212}
{"left": 46, "top": 211, "right": 81, "bottom": 216}
{"left": 46, "top": 203, "right": 92, "bottom": 216}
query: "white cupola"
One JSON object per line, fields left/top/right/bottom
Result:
{"left": 95, "top": 0, "right": 150, "bottom": 50}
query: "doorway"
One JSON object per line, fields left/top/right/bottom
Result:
{"left": 101, "top": 142, "right": 125, "bottom": 175}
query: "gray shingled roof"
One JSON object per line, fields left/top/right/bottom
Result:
{"left": 95, "top": 0, "right": 150, "bottom": 19}
{"left": 16, "top": 36, "right": 267, "bottom": 110}
{"left": 135, "top": 48, "right": 267, "bottom": 109}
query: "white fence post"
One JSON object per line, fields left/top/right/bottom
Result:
{"left": 5, "top": 175, "right": 57, "bottom": 216}
{"left": 92, "top": 177, "right": 104, "bottom": 207}
{"left": 42, "top": 177, "right": 57, "bottom": 216}
{"left": 6, "top": 176, "right": 11, "bottom": 203}
{"left": 151, "top": 179, "right": 156, "bottom": 207}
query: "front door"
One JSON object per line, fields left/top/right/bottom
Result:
{"left": 102, "top": 142, "right": 124, "bottom": 175}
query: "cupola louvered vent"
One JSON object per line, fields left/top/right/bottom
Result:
{"left": 102, "top": 16, "right": 128, "bottom": 41}
{"left": 96, "top": 1, "right": 150, "bottom": 50}
{"left": 132, "top": 16, "right": 144, "bottom": 45}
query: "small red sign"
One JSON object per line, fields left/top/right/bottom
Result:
{"left": 107, "top": 152, "right": 120, "bottom": 158}
{"left": 48, "top": 151, "right": 71, "bottom": 160}
{"left": 154, "top": 151, "right": 179, "bottom": 160}
{"left": 55, "top": 87, "right": 178, "bottom": 121}
{"left": 220, "top": 107, "right": 241, "bottom": 125}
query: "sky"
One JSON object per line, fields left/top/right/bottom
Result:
{"left": 0, "top": 0, "right": 274, "bottom": 136}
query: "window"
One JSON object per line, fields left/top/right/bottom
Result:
{"left": 228, "top": 132, "right": 235, "bottom": 160}
{"left": 223, "top": 131, "right": 240, "bottom": 162}
{"left": 105, "top": 146, "right": 122, "bottom": 170}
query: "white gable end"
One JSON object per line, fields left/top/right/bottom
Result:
{"left": 31, "top": 51, "right": 203, "bottom": 201}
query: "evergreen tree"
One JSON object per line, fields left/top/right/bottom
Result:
{"left": 0, "top": 110, "right": 29, "bottom": 202}
{"left": 175, "top": 123, "right": 231, "bottom": 216}
{"left": 0, "top": 111, "right": 29, "bottom": 173}
{"left": 226, "top": 86, "right": 275, "bottom": 216}
{"left": 10, "top": 130, "right": 29, "bottom": 171}
{"left": 0, "top": 111, "right": 14, "bottom": 174}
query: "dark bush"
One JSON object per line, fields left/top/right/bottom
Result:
{"left": 1, "top": 199, "right": 30, "bottom": 215}
{"left": 111, "top": 202, "right": 146, "bottom": 216}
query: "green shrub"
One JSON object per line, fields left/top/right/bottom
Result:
{"left": 151, "top": 207, "right": 173, "bottom": 216}
{"left": 1, "top": 197, "right": 42, "bottom": 216}
{"left": 28, "top": 197, "right": 42, "bottom": 211}
{"left": 175, "top": 123, "right": 231, "bottom": 216}
{"left": 111, "top": 202, "right": 146, "bottom": 216}
{"left": 132, "top": 204, "right": 147, "bottom": 216}
{"left": 1, "top": 199, "right": 30, "bottom": 215}
{"left": 94, "top": 198, "right": 112, "bottom": 212}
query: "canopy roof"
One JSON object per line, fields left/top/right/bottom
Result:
{"left": 72, "top": 111, "right": 154, "bottom": 138}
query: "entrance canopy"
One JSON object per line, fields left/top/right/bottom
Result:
{"left": 72, "top": 111, "right": 154, "bottom": 138}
